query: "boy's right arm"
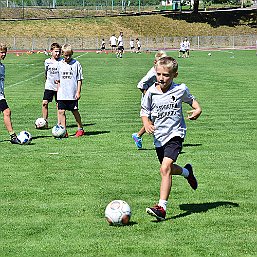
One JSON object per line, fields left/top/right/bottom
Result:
{"left": 141, "top": 116, "right": 155, "bottom": 134}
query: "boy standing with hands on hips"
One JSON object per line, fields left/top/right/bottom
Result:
{"left": 141, "top": 56, "right": 202, "bottom": 221}
{"left": 57, "top": 44, "right": 84, "bottom": 137}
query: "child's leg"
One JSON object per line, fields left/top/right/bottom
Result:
{"left": 159, "top": 157, "right": 182, "bottom": 201}
{"left": 72, "top": 110, "right": 83, "bottom": 129}
{"left": 3, "top": 108, "right": 15, "bottom": 134}
{"left": 42, "top": 100, "right": 49, "bottom": 120}
{"left": 137, "top": 126, "right": 146, "bottom": 137}
{"left": 58, "top": 109, "right": 66, "bottom": 128}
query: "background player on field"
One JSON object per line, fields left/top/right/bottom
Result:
{"left": 117, "top": 31, "right": 124, "bottom": 58}
{"left": 132, "top": 50, "right": 167, "bottom": 149}
{"left": 40, "top": 42, "right": 62, "bottom": 128}
{"left": 109, "top": 34, "right": 117, "bottom": 53}
{"left": 57, "top": 44, "right": 84, "bottom": 137}
{"left": 184, "top": 37, "right": 190, "bottom": 58}
{"left": 141, "top": 56, "right": 202, "bottom": 221}
{"left": 0, "top": 43, "right": 19, "bottom": 144}
{"left": 136, "top": 38, "right": 141, "bottom": 53}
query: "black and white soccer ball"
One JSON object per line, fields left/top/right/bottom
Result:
{"left": 52, "top": 125, "right": 66, "bottom": 138}
{"left": 35, "top": 118, "right": 47, "bottom": 129}
{"left": 17, "top": 131, "right": 32, "bottom": 145}
{"left": 105, "top": 200, "right": 131, "bottom": 226}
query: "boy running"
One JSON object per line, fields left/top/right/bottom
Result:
{"left": 57, "top": 44, "right": 84, "bottom": 137}
{"left": 141, "top": 56, "right": 202, "bottom": 220}
{"left": 0, "top": 43, "right": 19, "bottom": 144}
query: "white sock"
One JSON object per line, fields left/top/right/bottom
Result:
{"left": 181, "top": 167, "right": 189, "bottom": 178}
{"left": 158, "top": 199, "right": 168, "bottom": 211}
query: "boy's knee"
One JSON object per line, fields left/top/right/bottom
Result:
{"left": 42, "top": 101, "right": 48, "bottom": 107}
{"left": 160, "top": 165, "right": 171, "bottom": 176}
{"left": 3, "top": 108, "right": 11, "bottom": 117}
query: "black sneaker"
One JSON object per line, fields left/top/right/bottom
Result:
{"left": 146, "top": 205, "right": 166, "bottom": 221}
{"left": 10, "top": 134, "right": 20, "bottom": 144}
{"left": 184, "top": 163, "right": 198, "bottom": 190}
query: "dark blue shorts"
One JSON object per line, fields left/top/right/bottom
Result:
{"left": 0, "top": 99, "right": 9, "bottom": 112}
{"left": 43, "top": 89, "right": 57, "bottom": 102}
{"left": 155, "top": 137, "right": 184, "bottom": 164}
{"left": 57, "top": 100, "right": 78, "bottom": 111}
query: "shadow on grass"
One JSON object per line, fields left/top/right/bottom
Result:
{"left": 66, "top": 123, "right": 96, "bottom": 128}
{"left": 173, "top": 201, "right": 239, "bottom": 220}
{"left": 151, "top": 201, "right": 239, "bottom": 223}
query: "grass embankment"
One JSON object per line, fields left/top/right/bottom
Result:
{"left": 1, "top": 15, "right": 257, "bottom": 38}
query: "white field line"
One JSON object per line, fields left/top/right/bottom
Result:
{"left": 6, "top": 52, "right": 88, "bottom": 88}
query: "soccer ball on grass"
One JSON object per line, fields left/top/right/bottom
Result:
{"left": 52, "top": 125, "right": 66, "bottom": 138}
{"left": 105, "top": 200, "right": 131, "bottom": 226}
{"left": 35, "top": 117, "right": 47, "bottom": 129}
{"left": 17, "top": 131, "right": 32, "bottom": 145}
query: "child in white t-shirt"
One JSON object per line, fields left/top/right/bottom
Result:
{"left": 57, "top": 44, "right": 84, "bottom": 137}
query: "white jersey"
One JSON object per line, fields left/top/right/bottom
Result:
{"left": 118, "top": 35, "right": 124, "bottom": 47}
{"left": 137, "top": 66, "right": 157, "bottom": 91}
{"left": 184, "top": 40, "right": 190, "bottom": 50}
{"left": 141, "top": 82, "right": 195, "bottom": 147}
{"left": 44, "top": 57, "right": 62, "bottom": 91}
{"left": 180, "top": 42, "right": 185, "bottom": 51}
{"left": 57, "top": 59, "right": 83, "bottom": 100}
{"left": 0, "top": 62, "right": 5, "bottom": 100}
{"left": 130, "top": 40, "right": 134, "bottom": 48}
{"left": 109, "top": 36, "right": 117, "bottom": 46}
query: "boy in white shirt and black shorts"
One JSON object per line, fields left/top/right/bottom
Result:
{"left": 57, "top": 44, "right": 84, "bottom": 137}
{"left": 141, "top": 56, "right": 202, "bottom": 221}
{"left": 40, "top": 42, "right": 62, "bottom": 128}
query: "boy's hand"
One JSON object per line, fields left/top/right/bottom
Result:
{"left": 75, "top": 92, "right": 81, "bottom": 100}
{"left": 187, "top": 109, "right": 202, "bottom": 120}
{"left": 144, "top": 123, "right": 155, "bottom": 134}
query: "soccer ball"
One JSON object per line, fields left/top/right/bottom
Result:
{"left": 35, "top": 118, "right": 47, "bottom": 129}
{"left": 52, "top": 125, "right": 66, "bottom": 138}
{"left": 105, "top": 200, "right": 131, "bottom": 226}
{"left": 17, "top": 131, "right": 32, "bottom": 145}
{"left": 208, "top": 52, "right": 212, "bottom": 56}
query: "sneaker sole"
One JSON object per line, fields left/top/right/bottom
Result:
{"left": 146, "top": 208, "right": 165, "bottom": 221}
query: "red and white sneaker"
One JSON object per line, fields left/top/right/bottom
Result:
{"left": 75, "top": 129, "right": 85, "bottom": 137}
{"left": 146, "top": 205, "right": 166, "bottom": 221}
{"left": 184, "top": 163, "right": 198, "bottom": 190}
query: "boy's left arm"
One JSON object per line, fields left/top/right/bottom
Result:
{"left": 75, "top": 80, "right": 82, "bottom": 100}
{"left": 187, "top": 99, "right": 202, "bottom": 120}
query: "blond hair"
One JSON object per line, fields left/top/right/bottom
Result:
{"left": 156, "top": 56, "right": 178, "bottom": 73}
{"left": 154, "top": 50, "right": 167, "bottom": 62}
{"left": 62, "top": 44, "right": 73, "bottom": 55}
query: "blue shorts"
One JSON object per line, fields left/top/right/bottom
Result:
{"left": 57, "top": 100, "right": 79, "bottom": 111}
{"left": 43, "top": 89, "right": 57, "bottom": 102}
{"left": 0, "top": 99, "right": 9, "bottom": 112}
{"left": 155, "top": 137, "right": 184, "bottom": 164}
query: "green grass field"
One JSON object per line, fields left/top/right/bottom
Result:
{"left": 0, "top": 50, "right": 256, "bottom": 256}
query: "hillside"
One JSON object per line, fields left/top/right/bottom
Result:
{"left": 1, "top": 13, "right": 257, "bottom": 38}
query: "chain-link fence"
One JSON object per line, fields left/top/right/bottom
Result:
{"left": 1, "top": 34, "right": 256, "bottom": 51}
{"left": 0, "top": 0, "right": 160, "bottom": 19}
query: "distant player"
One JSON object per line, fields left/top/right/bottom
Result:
{"left": 178, "top": 40, "right": 186, "bottom": 58}
{"left": 0, "top": 43, "right": 19, "bottom": 144}
{"left": 141, "top": 56, "right": 202, "bottom": 221}
{"left": 132, "top": 50, "right": 167, "bottom": 149}
{"left": 109, "top": 34, "right": 117, "bottom": 53}
{"left": 129, "top": 39, "right": 135, "bottom": 52}
{"left": 184, "top": 37, "right": 190, "bottom": 58}
{"left": 41, "top": 42, "right": 62, "bottom": 128}
{"left": 117, "top": 32, "right": 124, "bottom": 58}
{"left": 136, "top": 38, "right": 141, "bottom": 53}
{"left": 101, "top": 39, "right": 106, "bottom": 52}
{"left": 57, "top": 44, "right": 84, "bottom": 137}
